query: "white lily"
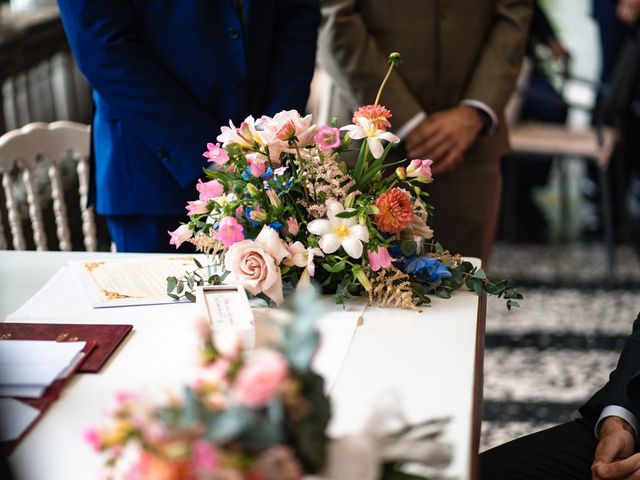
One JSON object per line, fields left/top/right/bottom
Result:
{"left": 217, "top": 116, "right": 265, "bottom": 149}
{"left": 340, "top": 116, "right": 399, "bottom": 159}
{"left": 307, "top": 201, "right": 369, "bottom": 259}
{"left": 283, "top": 241, "right": 324, "bottom": 291}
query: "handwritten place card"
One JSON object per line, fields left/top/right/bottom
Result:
{"left": 196, "top": 285, "right": 255, "bottom": 348}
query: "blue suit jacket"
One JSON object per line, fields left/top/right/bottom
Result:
{"left": 57, "top": 0, "right": 320, "bottom": 215}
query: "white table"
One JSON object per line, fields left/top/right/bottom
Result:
{"left": 0, "top": 251, "right": 485, "bottom": 480}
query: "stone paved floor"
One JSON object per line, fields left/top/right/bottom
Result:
{"left": 480, "top": 243, "right": 640, "bottom": 452}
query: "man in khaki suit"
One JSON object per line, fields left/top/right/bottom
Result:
{"left": 318, "top": 0, "right": 532, "bottom": 262}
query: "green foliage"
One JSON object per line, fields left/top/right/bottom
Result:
{"left": 381, "top": 463, "right": 431, "bottom": 480}
{"left": 280, "top": 289, "right": 322, "bottom": 372}
{"left": 205, "top": 405, "right": 255, "bottom": 443}
{"left": 285, "top": 371, "right": 331, "bottom": 473}
{"left": 335, "top": 275, "right": 361, "bottom": 306}
{"left": 166, "top": 263, "right": 227, "bottom": 302}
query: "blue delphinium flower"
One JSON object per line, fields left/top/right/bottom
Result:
{"left": 389, "top": 243, "right": 405, "bottom": 260}
{"left": 405, "top": 256, "right": 452, "bottom": 281}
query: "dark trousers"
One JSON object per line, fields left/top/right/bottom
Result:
{"left": 480, "top": 420, "right": 597, "bottom": 480}
{"left": 106, "top": 215, "right": 192, "bottom": 253}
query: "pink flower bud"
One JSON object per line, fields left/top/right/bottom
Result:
{"left": 406, "top": 159, "right": 434, "bottom": 183}
{"left": 287, "top": 217, "right": 300, "bottom": 236}
{"left": 246, "top": 153, "right": 267, "bottom": 178}
{"left": 168, "top": 224, "right": 193, "bottom": 248}
{"left": 266, "top": 189, "right": 280, "bottom": 207}
{"left": 276, "top": 120, "right": 297, "bottom": 142}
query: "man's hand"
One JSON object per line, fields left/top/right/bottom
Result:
{"left": 404, "top": 106, "right": 483, "bottom": 176}
{"left": 592, "top": 416, "right": 636, "bottom": 479}
{"left": 618, "top": 0, "right": 640, "bottom": 25}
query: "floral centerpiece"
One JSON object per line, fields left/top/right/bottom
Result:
{"left": 167, "top": 53, "right": 521, "bottom": 310}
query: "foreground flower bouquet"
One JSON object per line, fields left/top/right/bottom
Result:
{"left": 167, "top": 53, "right": 521, "bottom": 310}
{"left": 86, "top": 291, "right": 453, "bottom": 480}
{"left": 86, "top": 291, "right": 330, "bottom": 479}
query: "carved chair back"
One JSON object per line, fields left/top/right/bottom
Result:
{"left": 0, "top": 121, "right": 96, "bottom": 251}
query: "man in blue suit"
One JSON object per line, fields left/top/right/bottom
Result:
{"left": 57, "top": 0, "right": 321, "bottom": 252}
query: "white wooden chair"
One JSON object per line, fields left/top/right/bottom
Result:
{"left": 0, "top": 121, "right": 97, "bottom": 251}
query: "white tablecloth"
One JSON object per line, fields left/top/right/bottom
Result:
{"left": 0, "top": 251, "right": 484, "bottom": 480}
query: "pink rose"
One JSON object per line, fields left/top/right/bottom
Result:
{"left": 202, "top": 142, "right": 230, "bottom": 165}
{"left": 233, "top": 350, "right": 289, "bottom": 407}
{"left": 217, "top": 216, "right": 244, "bottom": 247}
{"left": 224, "top": 226, "right": 290, "bottom": 305}
{"left": 406, "top": 159, "right": 434, "bottom": 183}
{"left": 314, "top": 125, "right": 341, "bottom": 152}
{"left": 168, "top": 224, "right": 193, "bottom": 248}
{"left": 367, "top": 246, "right": 395, "bottom": 272}
{"left": 197, "top": 179, "right": 224, "bottom": 202}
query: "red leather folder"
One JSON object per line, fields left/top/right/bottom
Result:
{"left": 0, "top": 323, "right": 132, "bottom": 373}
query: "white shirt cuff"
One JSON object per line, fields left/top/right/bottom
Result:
{"left": 460, "top": 99, "right": 498, "bottom": 135}
{"left": 396, "top": 111, "right": 427, "bottom": 142}
{"left": 596, "top": 405, "right": 639, "bottom": 439}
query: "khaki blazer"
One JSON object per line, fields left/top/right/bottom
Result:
{"left": 318, "top": 0, "right": 533, "bottom": 164}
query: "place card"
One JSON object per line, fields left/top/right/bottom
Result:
{"left": 196, "top": 285, "right": 255, "bottom": 348}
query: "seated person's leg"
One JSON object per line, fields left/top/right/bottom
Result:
{"left": 480, "top": 420, "right": 596, "bottom": 480}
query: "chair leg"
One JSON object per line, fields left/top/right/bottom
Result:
{"left": 503, "top": 158, "right": 518, "bottom": 241}
{"left": 598, "top": 167, "right": 616, "bottom": 281}
{"left": 558, "top": 158, "right": 570, "bottom": 242}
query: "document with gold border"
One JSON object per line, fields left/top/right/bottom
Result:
{"left": 70, "top": 257, "right": 200, "bottom": 307}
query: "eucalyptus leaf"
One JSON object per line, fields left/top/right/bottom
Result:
{"left": 206, "top": 405, "right": 255, "bottom": 443}
{"left": 472, "top": 268, "right": 487, "bottom": 280}
{"left": 239, "top": 412, "right": 283, "bottom": 453}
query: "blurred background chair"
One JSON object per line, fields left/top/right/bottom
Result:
{"left": 504, "top": 28, "right": 640, "bottom": 280}
{"left": 0, "top": 121, "right": 96, "bottom": 251}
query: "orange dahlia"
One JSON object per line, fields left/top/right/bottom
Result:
{"left": 374, "top": 188, "right": 413, "bottom": 233}
{"left": 352, "top": 104, "right": 392, "bottom": 131}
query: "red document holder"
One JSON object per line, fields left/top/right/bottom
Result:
{"left": 0, "top": 323, "right": 133, "bottom": 373}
